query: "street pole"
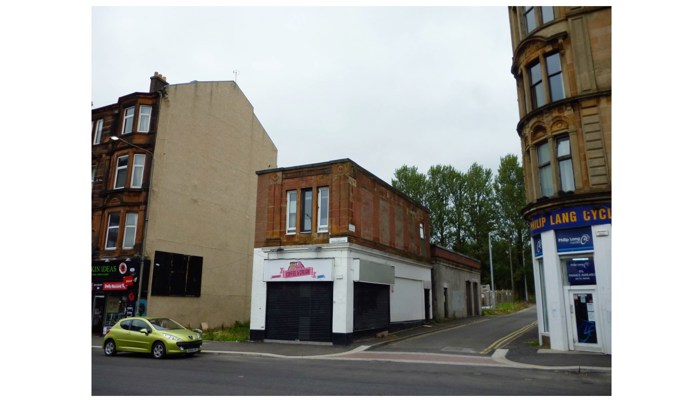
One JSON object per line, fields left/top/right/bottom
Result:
{"left": 488, "top": 232, "right": 495, "bottom": 308}
{"left": 522, "top": 240, "right": 529, "bottom": 303}
{"left": 508, "top": 245, "right": 514, "bottom": 301}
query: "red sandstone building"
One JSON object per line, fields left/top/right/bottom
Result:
{"left": 249, "top": 159, "right": 480, "bottom": 345}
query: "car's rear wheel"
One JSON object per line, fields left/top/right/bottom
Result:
{"left": 104, "top": 339, "right": 117, "bottom": 356}
{"left": 152, "top": 341, "right": 166, "bottom": 359}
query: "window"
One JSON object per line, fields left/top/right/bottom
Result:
{"left": 286, "top": 191, "right": 297, "bottom": 234}
{"left": 546, "top": 53, "right": 564, "bottom": 102}
{"left": 130, "top": 318, "right": 150, "bottom": 333}
{"left": 317, "top": 187, "right": 329, "bottom": 233}
{"left": 537, "top": 142, "right": 554, "bottom": 197}
{"left": 131, "top": 154, "right": 146, "bottom": 188}
{"left": 524, "top": 6, "right": 536, "bottom": 33}
{"left": 541, "top": 6, "right": 554, "bottom": 24}
{"left": 138, "top": 105, "right": 152, "bottom": 133}
{"left": 105, "top": 213, "right": 120, "bottom": 250}
{"left": 301, "top": 189, "right": 313, "bottom": 233}
{"left": 529, "top": 62, "right": 544, "bottom": 109}
{"left": 557, "top": 136, "right": 575, "bottom": 192}
{"left": 92, "top": 164, "right": 97, "bottom": 183}
{"left": 122, "top": 106, "right": 135, "bottom": 134}
{"left": 523, "top": 6, "right": 554, "bottom": 33}
{"left": 123, "top": 213, "right": 138, "bottom": 249}
{"left": 93, "top": 119, "right": 104, "bottom": 145}
{"left": 151, "top": 251, "right": 203, "bottom": 297}
{"left": 419, "top": 222, "right": 425, "bottom": 240}
{"left": 114, "top": 155, "right": 129, "bottom": 189}
{"left": 529, "top": 52, "right": 565, "bottom": 110}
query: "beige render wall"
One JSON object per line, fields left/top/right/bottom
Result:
{"left": 146, "top": 81, "right": 277, "bottom": 328}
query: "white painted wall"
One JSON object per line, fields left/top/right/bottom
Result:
{"left": 250, "top": 242, "right": 432, "bottom": 338}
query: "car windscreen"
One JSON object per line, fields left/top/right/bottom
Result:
{"left": 148, "top": 318, "right": 186, "bottom": 331}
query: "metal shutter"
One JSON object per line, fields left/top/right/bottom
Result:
{"left": 353, "top": 282, "right": 390, "bottom": 332}
{"left": 265, "top": 282, "right": 333, "bottom": 342}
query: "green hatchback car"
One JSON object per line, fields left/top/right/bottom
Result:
{"left": 103, "top": 317, "right": 203, "bottom": 359}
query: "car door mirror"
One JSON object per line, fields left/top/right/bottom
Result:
{"left": 140, "top": 328, "right": 150, "bottom": 335}
{"left": 193, "top": 329, "right": 202, "bottom": 334}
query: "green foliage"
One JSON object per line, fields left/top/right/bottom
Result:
{"left": 391, "top": 155, "right": 532, "bottom": 302}
{"left": 481, "top": 302, "right": 529, "bottom": 316}
{"left": 201, "top": 321, "right": 250, "bottom": 342}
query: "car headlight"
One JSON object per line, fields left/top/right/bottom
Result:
{"left": 163, "top": 333, "right": 180, "bottom": 341}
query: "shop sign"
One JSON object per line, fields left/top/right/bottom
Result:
{"left": 263, "top": 259, "right": 333, "bottom": 282}
{"left": 533, "top": 235, "right": 543, "bottom": 258}
{"left": 529, "top": 205, "right": 611, "bottom": 235}
{"left": 556, "top": 227, "right": 594, "bottom": 253}
{"left": 103, "top": 282, "right": 128, "bottom": 291}
{"left": 567, "top": 258, "right": 596, "bottom": 285}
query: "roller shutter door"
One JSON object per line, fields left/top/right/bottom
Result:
{"left": 265, "top": 282, "right": 333, "bottom": 342}
{"left": 353, "top": 282, "right": 390, "bottom": 332}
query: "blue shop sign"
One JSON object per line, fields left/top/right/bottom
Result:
{"left": 556, "top": 227, "right": 594, "bottom": 253}
{"left": 529, "top": 204, "right": 611, "bottom": 235}
{"left": 533, "top": 235, "right": 543, "bottom": 258}
{"left": 567, "top": 257, "right": 596, "bottom": 285}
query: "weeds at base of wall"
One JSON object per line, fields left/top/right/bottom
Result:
{"left": 481, "top": 302, "right": 531, "bottom": 316}
{"left": 201, "top": 321, "right": 250, "bottom": 342}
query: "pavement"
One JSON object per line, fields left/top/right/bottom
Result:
{"left": 92, "top": 316, "right": 611, "bottom": 372}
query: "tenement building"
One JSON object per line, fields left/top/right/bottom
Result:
{"left": 508, "top": 6, "right": 611, "bottom": 353}
{"left": 91, "top": 73, "right": 277, "bottom": 334}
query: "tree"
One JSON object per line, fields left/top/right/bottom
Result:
{"left": 391, "top": 165, "right": 427, "bottom": 206}
{"left": 426, "top": 165, "right": 460, "bottom": 247}
{"left": 493, "top": 154, "right": 530, "bottom": 300}
{"left": 458, "top": 163, "right": 496, "bottom": 269}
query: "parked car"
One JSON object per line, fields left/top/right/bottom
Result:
{"left": 103, "top": 317, "right": 203, "bottom": 359}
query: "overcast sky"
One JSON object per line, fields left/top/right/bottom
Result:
{"left": 92, "top": 5, "right": 521, "bottom": 185}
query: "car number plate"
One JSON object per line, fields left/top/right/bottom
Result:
{"left": 186, "top": 347, "right": 199, "bottom": 353}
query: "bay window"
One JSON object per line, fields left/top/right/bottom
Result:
{"left": 105, "top": 214, "right": 120, "bottom": 250}
{"left": 93, "top": 119, "right": 104, "bottom": 145}
{"left": 546, "top": 53, "right": 564, "bottom": 102}
{"left": 114, "top": 155, "right": 129, "bottom": 189}
{"left": 130, "top": 154, "right": 146, "bottom": 188}
{"left": 528, "top": 52, "right": 565, "bottom": 111}
{"left": 524, "top": 6, "right": 554, "bottom": 33}
{"left": 122, "top": 107, "right": 135, "bottom": 134}
{"left": 138, "top": 105, "right": 152, "bottom": 133}
{"left": 537, "top": 142, "right": 554, "bottom": 197}
{"left": 123, "top": 213, "right": 138, "bottom": 249}
{"left": 557, "top": 136, "right": 575, "bottom": 192}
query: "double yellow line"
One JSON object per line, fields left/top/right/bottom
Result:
{"left": 480, "top": 321, "right": 537, "bottom": 354}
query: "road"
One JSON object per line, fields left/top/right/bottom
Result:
{"left": 375, "top": 306, "right": 538, "bottom": 355}
{"left": 92, "top": 306, "right": 611, "bottom": 395}
{"left": 92, "top": 350, "right": 610, "bottom": 396}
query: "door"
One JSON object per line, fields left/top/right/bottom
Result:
{"left": 566, "top": 289, "right": 601, "bottom": 352}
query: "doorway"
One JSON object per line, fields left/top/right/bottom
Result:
{"left": 566, "top": 289, "right": 601, "bottom": 352}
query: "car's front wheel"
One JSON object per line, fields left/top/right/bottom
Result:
{"left": 152, "top": 341, "right": 166, "bottom": 359}
{"left": 104, "top": 339, "right": 117, "bottom": 356}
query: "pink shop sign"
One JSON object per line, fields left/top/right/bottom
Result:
{"left": 263, "top": 259, "right": 333, "bottom": 282}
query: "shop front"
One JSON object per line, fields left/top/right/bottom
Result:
{"left": 530, "top": 204, "right": 611, "bottom": 354}
{"left": 91, "top": 259, "right": 150, "bottom": 335}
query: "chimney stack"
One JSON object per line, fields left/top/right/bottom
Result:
{"left": 150, "top": 72, "right": 168, "bottom": 93}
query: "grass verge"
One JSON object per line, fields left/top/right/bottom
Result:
{"left": 482, "top": 302, "right": 531, "bottom": 316}
{"left": 201, "top": 321, "right": 250, "bottom": 342}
